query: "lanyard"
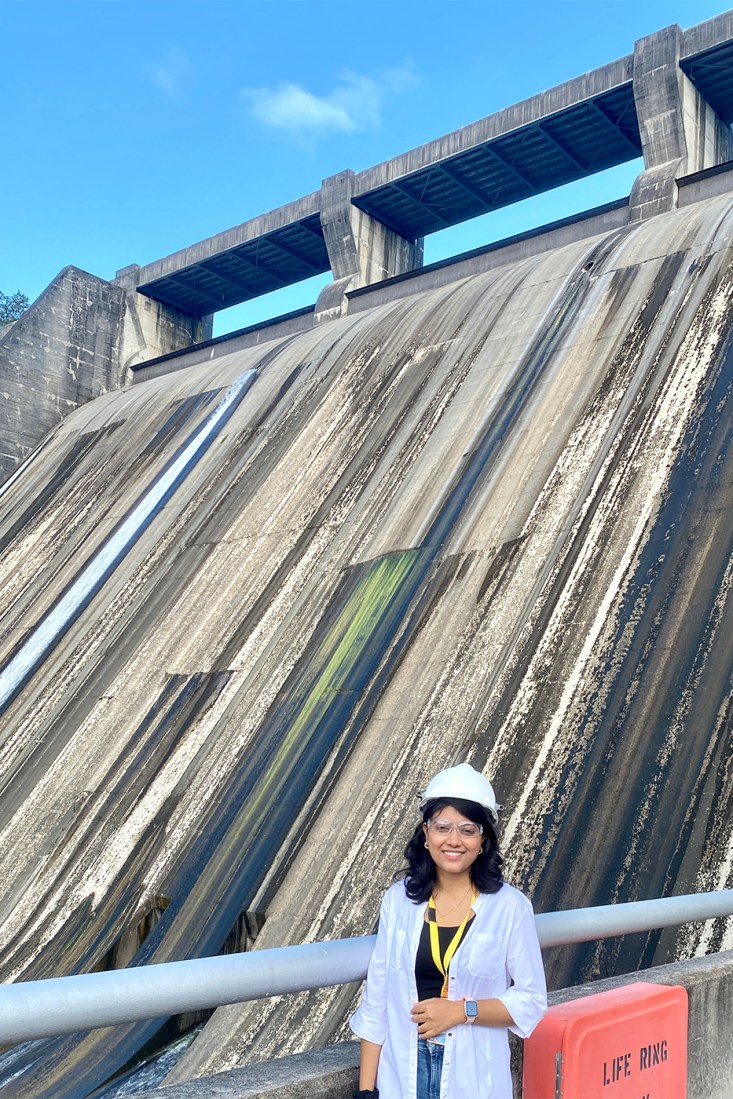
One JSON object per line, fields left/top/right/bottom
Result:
{"left": 427, "top": 890, "right": 477, "bottom": 997}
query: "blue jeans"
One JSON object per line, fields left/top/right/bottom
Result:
{"left": 417, "top": 1037, "right": 444, "bottom": 1099}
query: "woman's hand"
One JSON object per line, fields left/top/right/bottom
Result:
{"left": 410, "top": 997, "right": 465, "bottom": 1039}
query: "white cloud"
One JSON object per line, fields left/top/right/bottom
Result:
{"left": 148, "top": 47, "right": 195, "bottom": 97}
{"left": 242, "top": 63, "right": 417, "bottom": 144}
{"left": 246, "top": 83, "right": 357, "bottom": 135}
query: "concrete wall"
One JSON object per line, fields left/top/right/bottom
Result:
{"left": 0, "top": 266, "right": 125, "bottom": 482}
{"left": 131, "top": 307, "right": 315, "bottom": 384}
{"left": 0, "top": 266, "right": 210, "bottom": 483}
{"left": 128, "top": 950, "right": 733, "bottom": 1099}
{"left": 347, "top": 199, "right": 630, "bottom": 314}
{"left": 3, "top": 190, "right": 733, "bottom": 1096}
{"left": 679, "top": 162, "right": 733, "bottom": 207}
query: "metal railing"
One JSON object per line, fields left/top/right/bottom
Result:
{"left": 0, "top": 889, "right": 731, "bottom": 1044}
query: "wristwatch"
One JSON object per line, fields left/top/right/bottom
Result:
{"left": 464, "top": 999, "right": 479, "bottom": 1023}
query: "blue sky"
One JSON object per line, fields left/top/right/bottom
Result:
{"left": 2, "top": 0, "right": 731, "bottom": 335}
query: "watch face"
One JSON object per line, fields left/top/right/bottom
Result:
{"left": 465, "top": 1000, "right": 479, "bottom": 1018}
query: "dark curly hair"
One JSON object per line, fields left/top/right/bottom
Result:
{"left": 396, "top": 797, "right": 504, "bottom": 902}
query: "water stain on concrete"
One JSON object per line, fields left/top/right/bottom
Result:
{"left": 0, "top": 194, "right": 733, "bottom": 1094}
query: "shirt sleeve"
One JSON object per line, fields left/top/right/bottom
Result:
{"left": 497, "top": 893, "right": 548, "bottom": 1039}
{"left": 349, "top": 887, "right": 393, "bottom": 1045}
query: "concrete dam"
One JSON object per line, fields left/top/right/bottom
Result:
{"left": 0, "top": 14, "right": 733, "bottom": 1098}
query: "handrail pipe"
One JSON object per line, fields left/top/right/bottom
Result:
{"left": 0, "top": 889, "right": 731, "bottom": 1044}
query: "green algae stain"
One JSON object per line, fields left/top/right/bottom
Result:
{"left": 303, "top": 549, "right": 421, "bottom": 693}
{"left": 241, "top": 548, "right": 423, "bottom": 820}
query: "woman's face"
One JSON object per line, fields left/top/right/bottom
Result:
{"left": 422, "top": 803, "right": 483, "bottom": 878}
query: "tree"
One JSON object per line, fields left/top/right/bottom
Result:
{"left": 0, "top": 290, "right": 29, "bottom": 324}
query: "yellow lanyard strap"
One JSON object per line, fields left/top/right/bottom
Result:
{"left": 428, "top": 890, "right": 477, "bottom": 997}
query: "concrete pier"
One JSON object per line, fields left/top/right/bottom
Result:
{"left": 630, "top": 23, "right": 732, "bottom": 220}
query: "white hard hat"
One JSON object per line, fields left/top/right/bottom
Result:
{"left": 419, "top": 763, "right": 499, "bottom": 823}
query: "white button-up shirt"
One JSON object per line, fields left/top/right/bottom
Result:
{"left": 350, "top": 880, "right": 547, "bottom": 1099}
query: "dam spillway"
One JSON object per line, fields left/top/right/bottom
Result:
{"left": 0, "top": 185, "right": 733, "bottom": 1093}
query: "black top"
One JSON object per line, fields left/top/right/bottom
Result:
{"left": 414, "top": 915, "right": 475, "bottom": 1001}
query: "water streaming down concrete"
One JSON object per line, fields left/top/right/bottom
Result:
{"left": 0, "top": 193, "right": 732, "bottom": 1094}
{"left": 0, "top": 371, "right": 257, "bottom": 713}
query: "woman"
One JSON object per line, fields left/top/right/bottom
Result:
{"left": 350, "top": 762, "right": 546, "bottom": 1099}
